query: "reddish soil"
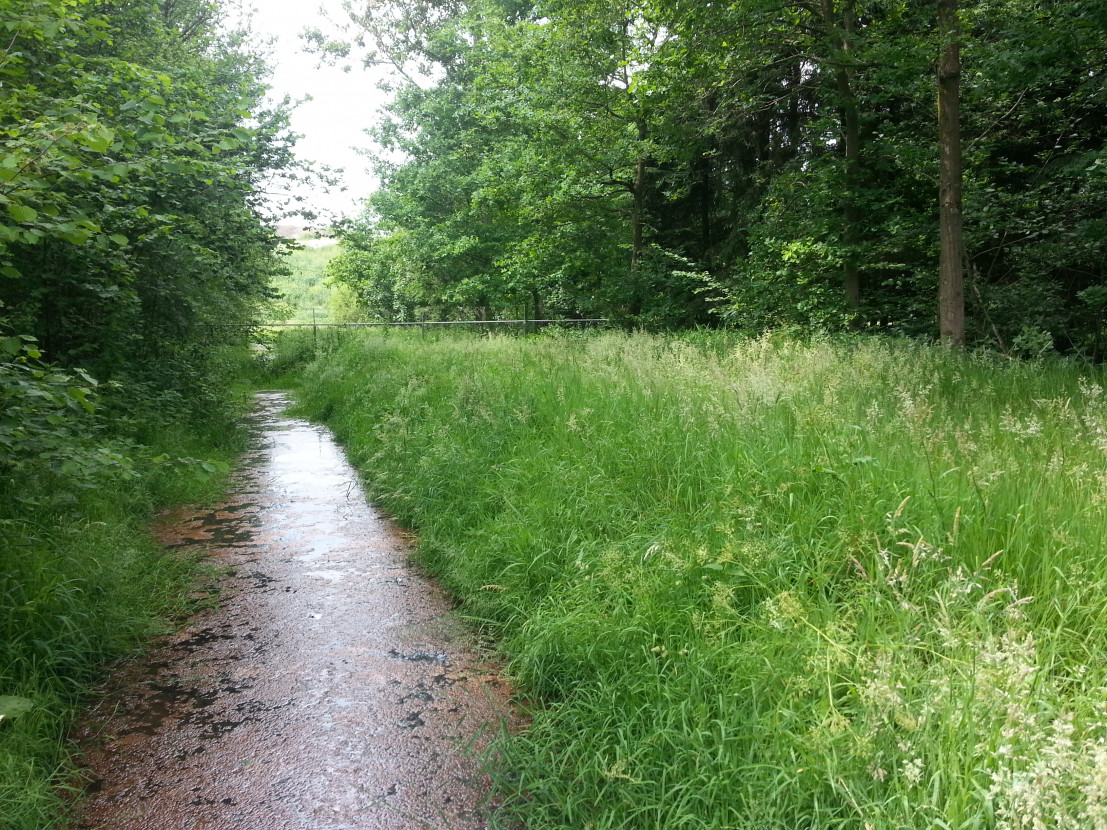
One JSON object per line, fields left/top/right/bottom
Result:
{"left": 73, "top": 392, "right": 515, "bottom": 830}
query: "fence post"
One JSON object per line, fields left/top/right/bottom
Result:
{"left": 312, "top": 308, "right": 317, "bottom": 347}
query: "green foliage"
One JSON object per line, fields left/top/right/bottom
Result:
{"left": 0, "top": 335, "right": 118, "bottom": 482}
{"left": 0, "top": 0, "right": 302, "bottom": 393}
{"left": 293, "top": 330, "right": 1107, "bottom": 829}
{"left": 0, "top": 360, "right": 240, "bottom": 829}
{"left": 323, "top": 0, "right": 711, "bottom": 326}
{"left": 322, "top": 0, "right": 1107, "bottom": 346}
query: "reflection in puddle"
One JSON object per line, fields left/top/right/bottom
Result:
{"left": 302, "top": 569, "right": 347, "bottom": 581}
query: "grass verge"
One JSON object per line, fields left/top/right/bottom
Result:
{"left": 289, "top": 328, "right": 1107, "bottom": 829}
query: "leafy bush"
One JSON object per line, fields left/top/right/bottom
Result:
{"left": 0, "top": 336, "right": 133, "bottom": 491}
{"left": 0, "top": 333, "right": 238, "bottom": 829}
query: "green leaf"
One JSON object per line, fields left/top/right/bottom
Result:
{"left": 57, "top": 225, "right": 91, "bottom": 245}
{"left": 108, "top": 234, "right": 128, "bottom": 246}
{"left": 67, "top": 387, "right": 95, "bottom": 413}
{"left": 0, "top": 696, "right": 34, "bottom": 722}
{"left": 7, "top": 204, "right": 38, "bottom": 223}
{"left": 80, "top": 125, "right": 115, "bottom": 153}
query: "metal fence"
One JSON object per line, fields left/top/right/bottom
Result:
{"left": 260, "top": 319, "right": 607, "bottom": 327}
{"left": 215, "top": 318, "right": 609, "bottom": 334}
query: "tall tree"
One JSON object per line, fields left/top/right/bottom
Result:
{"left": 0, "top": 0, "right": 301, "bottom": 401}
{"left": 938, "top": 0, "right": 965, "bottom": 346}
{"left": 820, "top": 0, "right": 862, "bottom": 309}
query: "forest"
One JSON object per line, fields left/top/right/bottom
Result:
{"left": 0, "top": 0, "right": 301, "bottom": 386}
{"left": 321, "top": 0, "right": 1107, "bottom": 354}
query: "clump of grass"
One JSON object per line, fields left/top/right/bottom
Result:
{"left": 293, "top": 329, "right": 1107, "bottom": 829}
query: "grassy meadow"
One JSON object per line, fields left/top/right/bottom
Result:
{"left": 271, "top": 242, "right": 343, "bottom": 324}
{"left": 286, "top": 328, "right": 1107, "bottom": 829}
{"left": 0, "top": 471, "right": 224, "bottom": 829}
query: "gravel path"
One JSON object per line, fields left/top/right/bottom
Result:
{"left": 75, "top": 392, "right": 513, "bottom": 830}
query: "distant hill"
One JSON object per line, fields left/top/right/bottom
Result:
{"left": 274, "top": 223, "right": 335, "bottom": 244}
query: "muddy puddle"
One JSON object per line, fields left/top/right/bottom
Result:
{"left": 74, "top": 392, "right": 515, "bottom": 830}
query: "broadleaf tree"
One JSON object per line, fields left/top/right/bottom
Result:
{"left": 325, "top": 0, "right": 1106, "bottom": 348}
{"left": 0, "top": 0, "right": 306, "bottom": 409}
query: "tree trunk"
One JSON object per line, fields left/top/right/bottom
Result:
{"left": 821, "top": 0, "right": 861, "bottom": 309}
{"left": 783, "top": 61, "right": 802, "bottom": 164}
{"left": 630, "top": 118, "right": 648, "bottom": 272}
{"left": 938, "top": 0, "right": 965, "bottom": 346}
{"left": 841, "top": 86, "right": 861, "bottom": 310}
{"left": 696, "top": 151, "right": 712, "bottom": 253}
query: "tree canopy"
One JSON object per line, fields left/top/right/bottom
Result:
{"left": 327, "top": 0, "right": 1107, "bottom": 352}
{"left": 0, "top": 0, "right": 301, "bottom": 394}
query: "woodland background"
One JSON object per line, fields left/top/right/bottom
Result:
{"left": 318, "top": 0, "right": 1107, "bottom": 355}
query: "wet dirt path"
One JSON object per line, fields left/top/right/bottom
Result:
{"left": 75, "top": 392, "right": 513, "bottom": 830}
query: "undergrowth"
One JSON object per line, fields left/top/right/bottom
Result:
{"left": 291, "top": 328, "right": 1107, "bottom": 829}
{"left": 0, "top": 341, "right": 248, "bottom": 829}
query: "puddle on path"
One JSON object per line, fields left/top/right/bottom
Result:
{"left": 74, "top": 392, "right": 515, "bottom": 830}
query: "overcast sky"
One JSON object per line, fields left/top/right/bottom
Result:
{"left": 235, "top": 1, "right": 391, "bottom": 223}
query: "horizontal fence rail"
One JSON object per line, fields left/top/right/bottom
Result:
{"left": 210, "top": 319, "right": 610, "bottom": 328}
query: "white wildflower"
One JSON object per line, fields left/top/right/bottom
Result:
{"left": 999, "top": 409, "right": 1044, "bottom": 441}
{"left": 1082, "top": 743, "right": 1107, "bottom": 830}
{"left": 860, "top": 652, "right": 903, "bottom": 716}
{"left": 1079, "top": 377, "right": 1104, "bottom": 405}
{"left": 903, "top": 757, "right": 924, "bottom": 787}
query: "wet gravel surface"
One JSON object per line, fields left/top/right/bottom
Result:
{"left": 74, "top": 392, "right": 514, "bottom": 830}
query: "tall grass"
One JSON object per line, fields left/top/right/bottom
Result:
{"left": 0, "top": 362, "right": 246, "bottom": 829}
{"left": 292, "top": 328, "right": 1107, "bottom": 829}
